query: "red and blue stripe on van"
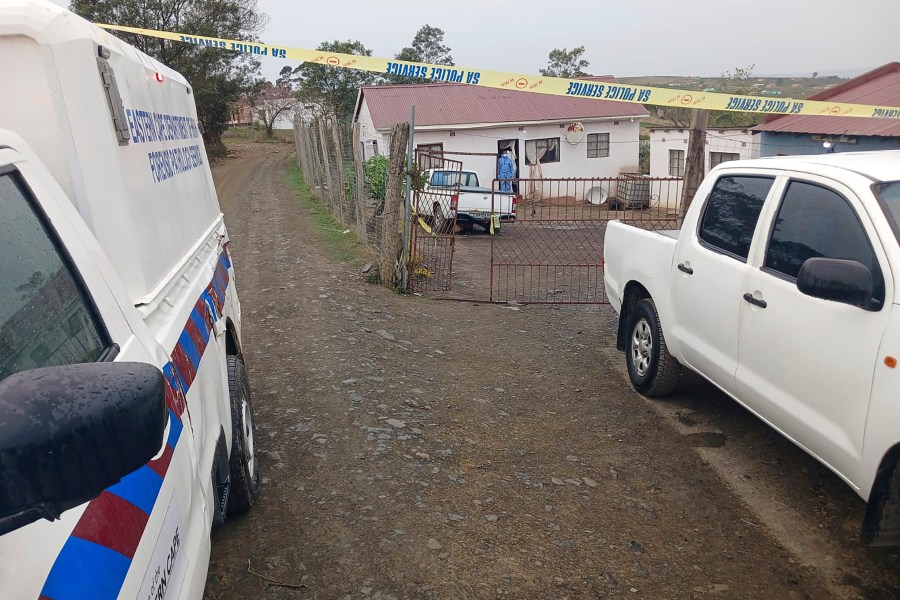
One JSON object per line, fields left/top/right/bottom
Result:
{"left": 38, "top": 249, "right": 232, "bottom": 600}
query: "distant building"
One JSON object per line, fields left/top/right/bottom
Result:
{"left": 753, "top": 62, "right": 900, "bottom": 156}
{"left": 353, "top": 79, "right": 649, "bottom": 187}
{"left": 649, "top": 127, "right": 759, "bottom": 180}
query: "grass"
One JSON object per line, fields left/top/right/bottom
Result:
{"left": 224, "top": 127, "right": 294, "bottom": 144}
{"left": 284, "top": 161, "right": 369, "bottom": 266}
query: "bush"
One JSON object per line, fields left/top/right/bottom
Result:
{"left": 364, "top": 155, "right": 389, "bottom": 202}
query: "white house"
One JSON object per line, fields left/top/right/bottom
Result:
{"left": 649, "top": 126, "right": 760, "bottom": 179}
{"left": 354, "top": 80, "right": 649, "bottom": 193}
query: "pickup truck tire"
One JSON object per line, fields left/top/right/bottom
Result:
{"left": 226, "top": 354, "right": 260, "bottom": 514}
{"left": 626, "top": 298, "right": 681, "bottom": 397}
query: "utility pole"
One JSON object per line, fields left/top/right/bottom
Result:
{"left": 679, "top": 109, "right": 709, "bottom": 224}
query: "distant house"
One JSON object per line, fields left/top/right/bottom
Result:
{"left": 228, "top": 97, "right": 253, "bottom": 126}
{"left": 353, "top": 79, "right": 649, "bottom": 186}
{"left": 753, "top": 62, "right": 900, "bottom": 156}
{"left": 649, "top": 127, "right": 759, "bottom": 179}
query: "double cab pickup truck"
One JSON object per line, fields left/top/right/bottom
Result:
{"left": 604, "top": 151, "right": 900, "bottom": 545}
{"left": 417, "top": 169, "right": 518, "bottom": 234}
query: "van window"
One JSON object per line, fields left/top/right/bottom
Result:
{"left": 0, "top": 173, "right": 107, "bottom": 380}
{"left": 698, "top": 176, "right": 774, "bottom": 261}
{"left": 765, "top": 181, "right": 883, "bottom": 299}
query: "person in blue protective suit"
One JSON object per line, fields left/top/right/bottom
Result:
{"left": 498, "top": 150, "right": 516, "bottom": 192}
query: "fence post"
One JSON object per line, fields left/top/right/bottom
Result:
{"left": 331, "top": 120, "right": 347, "bottom": 223}
{"left": 352, "top": 123, "right": 367, "bottom": 244}
{"left": 400, "top": 106, "right": 415, "bottom": 291}
{"left": 317, "top": 118, "right": 334, "bottom": 211}
{"left": 380, "top": 122, "right": 410, "bottom": 288}
{"left": 680, "top": 109, "right": 708, "bottom": 223}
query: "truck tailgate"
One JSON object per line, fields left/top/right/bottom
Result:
{"left": 603, "top": 220, "right": 679, "bottom": 313}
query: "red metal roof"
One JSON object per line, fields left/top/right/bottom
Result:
{"left": 753, "top": 63, "right": 900, "bottom": 137}
{"left": 358, "top": 77, "right": 649, "bottom": 129}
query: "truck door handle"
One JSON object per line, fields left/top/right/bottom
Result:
{"left": 677, "top": 263, "right": 693, "bottom": 275}
{"left": 743, "top": 293, "right": 767, "bottom": 309}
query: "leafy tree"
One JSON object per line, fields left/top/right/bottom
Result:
{"left": 69, "top": 0, "right": 267, "bottom": 146}
{"left": 710, "top": 64, "right": 763, "bottom": 127}
{"left": 539, "top": 46, "right": 589, "bottom": 78}
{"left": 293, "top": 40, "right": 377, "bottom": 121}
{"left": 812, "top": 71, "right": 819, "bottom": 78}
{"left": 389, "top": 25, "right": 454, "bottom": 85}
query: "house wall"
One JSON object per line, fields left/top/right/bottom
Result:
{"left": 757, "top": 132, "right": 900, "bottom": 157}
{"left": 649, "top": 128, "right": 759, "bottom": 178}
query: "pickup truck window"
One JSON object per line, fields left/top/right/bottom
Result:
{"left": 874, "top": 181, "right": 900, "bottom": 244}
{"left": 698, "top": 176, "right": 774, "bottom": 261}
{"left": 765, "top": 181, "right": 883, "bottom": 289}
{"left": 0, "top": 173, "right": 107, "bottom": 380}
{"left": 430, "top": 171, "right": 478, "bottom": 187}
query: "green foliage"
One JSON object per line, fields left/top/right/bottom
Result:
{"left": 343, "top": 162, "right": 357, "bottom": 199}
{"left": 363, "top": 155, "right": 389, "bottom": 202}
{"left": 389, "top": 25, "right": 454, "bottom": 84}
{"left": 539, "top": 46, "right": 590, "bottom": 78}
{"left": 69, "top": 0, "right": 266, "bottom": 146}
{"left": 293, "top": 40, "right": 377, "bottom": 121}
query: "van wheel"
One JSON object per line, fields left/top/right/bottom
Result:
{"left": 625, "top": 298, "right": 681, "bottom": 397}
{"left": 226, "top": 354, "right": 260, "bottom": 514}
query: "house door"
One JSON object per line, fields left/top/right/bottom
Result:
{"left": 498, "top": 139, "right": 520, "bottom": 193}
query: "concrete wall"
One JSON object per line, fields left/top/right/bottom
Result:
{"left": 649, "top": 128, "right": 759, "bottom": 179}
{"left": 757, "top": 132, "right": 900, "bottom": 157}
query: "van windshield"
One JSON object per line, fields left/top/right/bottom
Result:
{"left": 430, "top": 171, "right": 479, "bottom": 188}
{"left": 874, "top": 181, "right": 900, "bottom": 244}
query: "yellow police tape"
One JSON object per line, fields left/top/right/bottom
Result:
{"left": 97, "top": 23, "right": 900, "bottom": 120}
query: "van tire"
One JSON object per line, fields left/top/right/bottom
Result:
{"left": 226, "top": 354, "right": 260, "bottom": 514}
{"left": 625, "top": 298, "right": 680, "bottom": 397}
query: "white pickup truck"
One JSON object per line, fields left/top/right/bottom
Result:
{"left": 604, "top": 151, "right": 900, "bottom": 545}
{"left": 417, "top": 169, "right": 518, "bottom": 234}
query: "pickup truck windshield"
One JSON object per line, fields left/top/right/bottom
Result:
{"left": 874, "top": 181, "right": 900, "bottom": 244}
{"left": 430, "top": 171, "right": 479, "bottom": 188}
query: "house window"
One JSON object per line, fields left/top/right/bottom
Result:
{"left": 710, "top": 152, "right": 740, "bottom": 168}
{"left": 417, "top": 143, "right": 444, "bottom": 170}
{"left": 587, "top": 133, "right": 610, "bottom": 158}
{"left": 371, "top": 140, "right": 379, "bottom": 156}
{"left": 669, "top": 149, "right": 685, "bottom": 176}
{"left": 525, "top": 138, "right": 560, "bottom": 165}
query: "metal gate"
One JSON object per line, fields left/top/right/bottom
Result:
{"left": 490, "top": 176, "right": 683, "bottom": 304}
{"left": 407, "top": 150, "right": 463, "bottom": 293}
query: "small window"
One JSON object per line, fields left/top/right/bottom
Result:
{"left": 525, "top": 138, "right": 560, "bottom": 165}
{"left": 0, "top": 173, "right": 107, "bottom": 380}
{"left": 371, "top": 140, "right": 379, "bottom": 156}
{"left": 765, "top": 181, "right": 883, "bottom": 300}
{"left": 710, "top": 152, "right": 740, "bottom": 169}
{"left": 587, "top": 133, "right": 609, "bottom": 158}
{"left": 698, "top": 176, "right": 774, "bottom": 261}
{"left": 669, "top": 149, "right": 685, "bottom": 176}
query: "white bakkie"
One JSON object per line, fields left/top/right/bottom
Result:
{"left": 0, "top": 1, "right": 258, "bottom": 599}
{"left": 417, "top": 168, "right": 517, "bottom": 234}
{"left": 604, "top": 150, "right": 900, "bottom": 545}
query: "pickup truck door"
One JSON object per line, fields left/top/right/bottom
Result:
{"left": 670, "top": 174, "right": 777, "bottom": 394}
{"left": 735, "top": 176, "right": 892, "bottom": 484}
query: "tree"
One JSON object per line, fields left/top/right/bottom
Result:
{"left": 389, "top": 25, "right": 454, "bottom": 84}
{"left": 539, "top": 46, "right": 589, "bottom": 78}
{"left": 812, "top": 71, "right": 819, "bottom": 78}
{"left": 68, "top": 0, "right": 267, "bottom": 146}
{"left": 710, "top": 64, "right": 763, "bottom": 128}
{"left": 293, "top": 40, "right": 377, "bottom": 121}
{"left": 255, "top": 81, "right": 298, "bottom": 137}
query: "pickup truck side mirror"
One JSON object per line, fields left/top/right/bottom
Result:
{"left": 0, "top": 362, "right": 167, "bottom": 535}
{"left": 796, "top": 257, "right": 879, "bottom": 310}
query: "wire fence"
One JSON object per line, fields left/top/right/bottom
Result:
{"left": 292, "top": 117, "right": 409, "bottom": 285}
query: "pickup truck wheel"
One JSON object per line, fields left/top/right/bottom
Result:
{"left": 626, "top": 298, "right": 681, "bottom": 397}
{"left": 226, "top": 354, "right": 260, "bottom": 514}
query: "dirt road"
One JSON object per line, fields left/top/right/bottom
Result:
{"left": 204, "top": 142, "right": 898, "bottom": 600}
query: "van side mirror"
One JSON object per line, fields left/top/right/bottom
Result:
{"left": 0, "top": 362, "right": 167, "bottom": 535}
{"left": 797, "top": 258, "right": 878, "bottom": 310}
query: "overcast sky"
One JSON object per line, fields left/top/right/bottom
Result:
{"left": 55, "top": 0, "right": 900, "bottom": 82}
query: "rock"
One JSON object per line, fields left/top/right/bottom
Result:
{"left": 386, "top": 419, "right": 406, "bottom": 429}
{"left": 494, "top": 387, "right": 505, "bottom": 393}
{"left": 410, "top": 388, "right": 425, "bottom": 395}
{"left": 583, "top": 477, "right": 599, "bottom": 488}
{"left": 630, "top": 588, "right": 638, "bottom": 593}
{"left": 427, "top": 538, "right": 442, "bottom": 550}
{"left": 693, "top": 584, "right": 730, "bottom": 594}
{"left": 415, "top": 452, "right": 431, "bottom": 460}
{"left": 627, "top": 540, "right": 644, "bottom": 554}
{"left": 448, "top": 514, "right": 465, "bottom": 521}
{"left": 411, "top": 428, "right": 423, "bottom": 435}
{"left": 377, "top": 330, "right": 396, "bottom": 341}
{"left": 485, "top": 515, "right": 499, "bottom": 523}
{"left": 362, "top": 263, "right": 374, "bottom": 273}
{"left": 464, "top": 438, "right": 476, "bottom": 445}
{"left": 341, "top": 379, "right": 358, "bottom": 385}
{"left": 564, "top": 479, "right": 581, "bottom": 486}
{"left": 566, "top": 455, "right": 580, "bottom": 462}
{"left": 551, "top": 478, "right": 565, "bottom": 486}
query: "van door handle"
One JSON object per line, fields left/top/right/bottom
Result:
{"left": 743, "top": 293, "right": 767, "bottom": 309}
{"left": 677, "top": 263, "right": 693, "bottom": 275}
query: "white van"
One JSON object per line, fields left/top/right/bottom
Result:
{"left": 0, "top": 1, "right": 258, "bottom": 598}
